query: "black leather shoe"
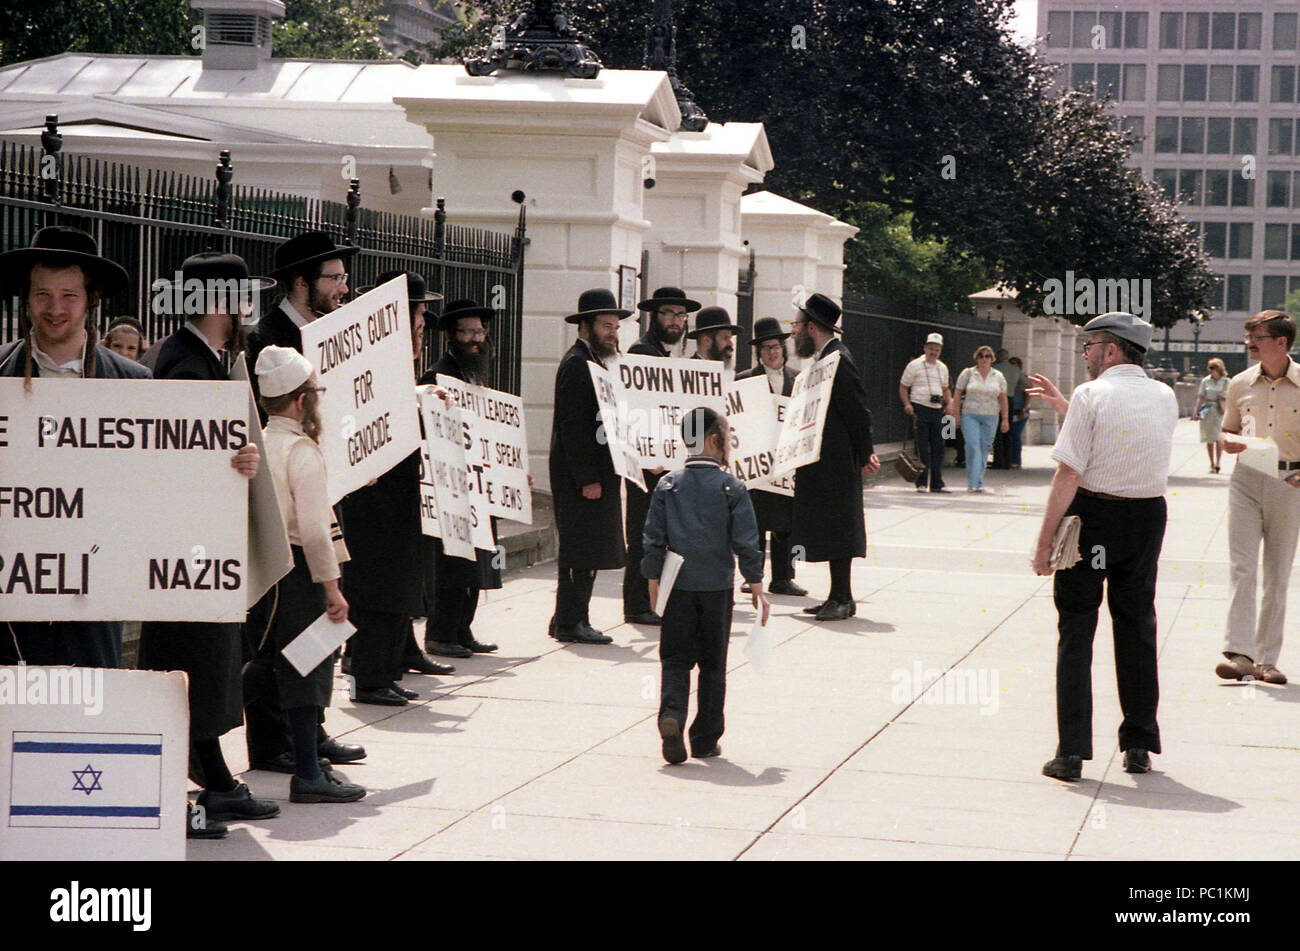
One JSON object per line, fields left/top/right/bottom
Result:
{"left": 464, "top": 639, "right": 498, "bottom": 653}
{"left": 1123, "top": 749, "right": 1151, "bottom": 774}
{"left": 802, "top": 601, "right": 832, "bottom": 615}
{"left": 187, "top": 801, "right": 229, "bottom": 839}
{"left": 318, "top": 737, "right": 366, "bottom": 764}
{"left": 659, "top": 717, "right": 687, "bottom": 765}
{"left": 692, "top": 744, "right": 722, "bottom": 759}
{"left": 624, "top": 611, "right": 662, "bottom": 626}
{"left": 768, "top": 580, "right": 808, "bottom": 597}
{"left": 559, "top": 625, "right": 613, "bottom": 645}
{"left": 389, "top": 682, "right": 419, "bottom": 700}
{"left": 427, "top": 641, "right": 473, "bottom": 659}
{"left": 290, "top": 771, "right": 366, "bottom": 804}
{"left": 406, "top": 653, "right": 455, "bottom": 675}
{"left": 814, "top": 600, "right": 853, "bottom": 621}
{"left": 197, "top": 782, "right": 281, "bottom": 822}
{"left": 354, "top": 686, "right": 407, "bottom": 706}
{"left": 249, "top": 751, "right": 330, "bottom": 774}
{"left": 1042, "top": 755, "right": 1083, "bottom": 781}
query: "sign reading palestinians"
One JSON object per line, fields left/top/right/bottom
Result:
{"left": 587, "top": 362, "right": 645, "bottom": 491}
{"left": 723, "top": 376, "right": 793, "bottom": 497}
{"left": 436, "top": 375, "right": 531, "bottom": 525}
{"left": 614, "top": 355, "right": 727, "bottom": 470}
{"left": 771, "top": 350, "right": 841, "bottom": 479}
{"left": 418, "top": 387, "right": 494, "bottom": 559}
{"left": 0, "top": 379, "right": 248, "bottom": 622}
{"left": 301, "top": 276, "right": 422, "bottom": 503}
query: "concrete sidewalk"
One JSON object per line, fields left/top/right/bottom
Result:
{"left": 193, "top": 420, "right": 1300, "bottom": 861}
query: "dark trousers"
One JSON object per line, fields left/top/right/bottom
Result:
{"left": 913, "top": 404, "right": 948, "bottom": 490}
{"left": 349, "top": 607, "right": 409, "bottom": 689}
{"left": 242, "top": 588, "right": 291, "bottom": 761}
{"left": 554, "top": 567, "right": 597, "bottom": 629}
{"left": 659, "top": 589, "right": 732, "bottom": 753}
{"left": 426, "top": 585, "right": 480, "bottom": 647}
{"left": 759, "top": 530, "right": 795, "bottom": 583}
{"left": 1009, "top": 416, "right": 1027, "bottom": 466}
{"left": 1053, "top": 494, "right": 1166, "bottom": 759}
{"left": 828, "top": 558, "right": 853, "bottom": 602}
{"left": 623, "top": 475, "right": 659, "bottom": 615}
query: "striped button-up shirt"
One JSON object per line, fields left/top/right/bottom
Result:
{"left": 1051, "top": 364, "right": 1178, "bottom": 498}
{"left": 1220, "top": 357, "right": 1300, "bottom": 463}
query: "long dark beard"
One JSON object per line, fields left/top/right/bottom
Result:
{"left": 452, "top": 338, "right": 492, "bottom": 381}
{"left": 650, "top": 318, "right": 683, "bottom": 346}
{"left": 794, "top": 331, "right": 816, "bottom": 358}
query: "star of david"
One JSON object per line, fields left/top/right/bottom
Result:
{"left": 71, "top": 763, "right": 103, "bottom": 796}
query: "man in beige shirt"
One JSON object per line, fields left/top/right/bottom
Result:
{"left": 1217, "top": 309, "right": 1300, "bottom": 685}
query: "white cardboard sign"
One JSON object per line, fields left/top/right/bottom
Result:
{"left": 772, "top": 350, "right": 840, "bottom": 479}
{"left": 588, "top": 362, "right": 645, "bottom": 492}
{"left": 418, "top": 387, "right": 494, "bottom": 559}
{"left": 436, "top": 375, "right": 531, "bottom": 525}
{"left": 614, "top": 354, "right": 727, "bottom": 470}
{"left": 724, "top": 376, "right": 792, "bottom": 496}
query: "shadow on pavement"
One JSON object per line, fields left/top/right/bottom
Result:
{"left": 657, "top": 759, "right": 789, "bottom": 788}
{"left": 1060, "top": 774, "right": 1241, "bottom": 814}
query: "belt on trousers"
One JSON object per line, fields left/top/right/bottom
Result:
{"left": 1076, "top": 487, "right": 1159, "bottom": 502}
{"left": 1281, "top": 461, "right": 1300, "bottom": 471}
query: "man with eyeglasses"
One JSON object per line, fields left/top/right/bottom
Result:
{"left": 1034, "top": 312, "right": 1178, "bottom": 782}
{"left": 622, "top": 287, "right": 702, "bottom": 625}
{"left": 1215, "top": 310, "right": 1300, "bottom": 687}
{"left": 899, "top": 332, "right": 953, "bottom": 493}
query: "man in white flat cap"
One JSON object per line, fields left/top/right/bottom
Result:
{"left": 899, "top": 332, "right": 953, "bottom": 493}
{"left": 1033, "top": 312, "right": 1178, "bottom": 783}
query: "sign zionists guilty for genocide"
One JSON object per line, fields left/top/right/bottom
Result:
{"left": 614, "top": 355, "right": 727, "bottom": 470}
{"left": 436, "top": 376, "right": 532, "bottom": 525}
{"left": 301, "top": 276, "right": 423, "bottom": 504}
{"left": 0, "top": 379, "right": 248, "bottom": 622}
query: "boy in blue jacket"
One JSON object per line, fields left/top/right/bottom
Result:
{"left": 644, "top": 407, "right": 770, "bottom": 764}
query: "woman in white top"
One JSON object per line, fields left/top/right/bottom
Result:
{"left": 1193, "top": 357, "right": 1229, "bottom": 473}
{"left": 950, "top": 345, "right": 1009, "bottom": 492}
{"left": 256, "top": 345, "right": 365, "bottom": 805}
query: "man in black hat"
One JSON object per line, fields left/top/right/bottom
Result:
{"left": 421, "top": 298, "right": 507, "bottom": 659}
{"left": 790, "top": 293, "right": 879, "bottom": 621}
{"left": 622, "top": 287, "right": 702, "bottom": 625}
{"left": 690, "top": 305, "right": 742, "bottom": 380}
{"left": 549, "top": 288, "right": 634, "bottom": 644}
{"left": 0, "top": 227, "right": 149, "bottom": 670}
{"left": 338, "top": 272, "right": 453, "bottom": 705}
{"left": 735, "top": 317, "right": 807, "bottom": 598}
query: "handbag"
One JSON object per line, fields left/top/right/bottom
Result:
{"left": 895, "top": 420, "right": 925, "bottom": 482}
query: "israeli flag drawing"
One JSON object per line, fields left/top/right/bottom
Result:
{"left": 8, "top": 731, "right": 162, "bottom": 829}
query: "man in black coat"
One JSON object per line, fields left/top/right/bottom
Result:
{"left": 420, "top": 298, "right": 506, "bottom": 659}
{"left": 735, "top": 316, "right": 807, "bottom": 598}
{"left": 790, "top": 294, "right": 880, "bottom": 621}
{"left": 622, "top": 286, "right": 700, "bottom": 626}
{"left": 339, "top": 271, "right": 449, "bottom": 704}
{"left": 0, "top": 227, "right": 149, "bottom": 671}
{"left": 549, "top": 288, "right": 635, "bottom": 644}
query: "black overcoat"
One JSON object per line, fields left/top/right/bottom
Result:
{"left": 791, "top": 339, "right": 874, "bottom": 562}
{"left": 548, "top": 338, "right": 625, "bottom": 570}
{"left": 136, "top": 326, "right": 243, "bottom": 738}
{"left": 735, "top": 362, "right": 796, "bottom": 534}
{"left": 339, "top": 449, "right": 425, "bottom": 615}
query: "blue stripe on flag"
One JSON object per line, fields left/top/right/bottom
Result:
{"left": 10, "top": 805, "right": 161, "bottom": 817}
{"left": 13, "top": 742, "right": 161, "bottom": 755}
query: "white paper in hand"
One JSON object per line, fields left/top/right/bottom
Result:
{"left": 745, "top": 617, "right": 774, "bottom": 674}
{"left": 655, "top": 551, "right": 685, "bottom": 616}
{"left": 1233, "top": 436, "right": 1281, "bottom": 477}
{"left": 282, "top": 612, "right": 356, "bottom": 677}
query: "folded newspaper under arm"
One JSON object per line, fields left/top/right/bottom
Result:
{"left": 1050, "top": 515, "right": 1082, "bottom": 571}
{"left": 654, "top": 551, "right": 685, "bottom": 616}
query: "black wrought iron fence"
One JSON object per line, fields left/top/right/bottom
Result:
{"left": 0, "top": 123, "right": 526, "bottom": 394}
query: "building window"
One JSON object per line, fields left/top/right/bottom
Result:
{"left": 1154, "top": 168, "right": 1177, "bottom": 200}
{"left": 1179, "top": 169, "right": 1203, "bottom": 205}
{"left": 1096, "top": 63, "right": 1120, "bottom": 98}
{"left": 1124, "top": 12, "right": 1147, "bottom": 49}
{"left": 1268, "top": 170, "right": 1292, "bottom": 207}
{"left": 1121, "top": 115, "right": 1144, "bottom": 139}
{"left": 1263, "top": 276, "right": 1288, "bottom": 309}
{"left": 1181, "top": 117, "right": 1205, "bottom": 154}
{"left": 1206, "top": 169, "right": 1230, "bottom": 205}
{"left": 1204, "top": 222, "right": 1227, "bottom": 258}
{"left": 1270, "top": 118, "right": 1294, "bottom": 156}
{"left": 1154, "top": 116, "right": 1178, "bottom": 153}
{"left": 1237, "top": 66, "right": 1259, "bottom": 103}
{"left": 1276, "top": 13, "right": 1298, "bottom": 51}
{"left": 1187, "top": 13, "right": 1210, "bottom": 50}
{"left": 1227, "top": 274, "right": 1252, "bottom": 311}
{"left": 1265, "top": 223, "right": 1290, "bottom": 259}
{"left": 1047, "top": 11, "right": 1070, "bottom": 47}
{"left": 1294, "top": 172, "right": 1300, "bottom": 208}
{"left": 1071, "top": 62, "right": 1096, "bottom": 90}
{"left": 1207, "top": 117, "right": 1232, "bottom": 154}
{"left": 1231, "top": 174, "right": 1255, "bottom": 208}
{"left": 1234, "top": 118, "right": 1258, "bottom": 155}
{"left": 1272, "top": 65, "right": 1296, "bottom": 103}
{"left": 1073, "top": 12, "right": 1096, "bottom": 49}
{"left": 1208, "top": 276, "right": 1226, "bottom": 310}
{"left": 1239, "top": 13, "right": 1262, "bottom": 50}
{"left": 1212, "top": 12, "right": 1236, "bottom": 50}
{"left": 1122, "top": 64, "right": 1146, "bottom": 101}
{"left": 1209, "top": 65, "right": 1234, "bottom": 102}
{"left": 1158, "top": 64, "right": 1181, "bottom": 101}
{"left": 1293, "top": 225, "right": 1300, "bottom": 260}
{"left": 1160, "top": 12, "right": 1182, "bottom": 49}
{"left": 1183, "top": 64, "right": 1207, "bottom": 101}
{"left": 1229, "top": 222, "right": 1254, "bottom": 259}
{"left": 1098, "top": 11, "right": 1122, "bottom": 50}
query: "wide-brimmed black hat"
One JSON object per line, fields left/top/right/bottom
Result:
{"left": 271, "top": 230, "right": 358, "bottom": 277}
{"left": 688, "top": 305, "right": 743, "bottom": 338}
{"left": 359, "top": 269, "right": 443, "bottom": 303}
{"left": 637, "top": 286, "right": 701, "bottom": 313}
{"left": 0, "top": 225, "right": 129, "bottom": 296}
{"left": 797, "top": 292, "right": 843, "bottom": 334}
{"left": 750, "top": 316, "right": 791, "bottom": 345}
{"left": 565, "top": 288, "right": 633, "bottom": 324}
{"left": 439, "top": 298, "right": 495, "bottom": 331}
{"left": 177, "top": 251, "right": 276, "bottom": 292}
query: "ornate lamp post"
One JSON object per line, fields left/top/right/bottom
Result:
{"left": 465, "top": 0, "right": 603, "bottom": 79}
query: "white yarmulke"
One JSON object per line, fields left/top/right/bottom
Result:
{"left": 255, "top": 345, "right": 313, "bottom": 397}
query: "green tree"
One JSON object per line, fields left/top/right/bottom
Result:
{"left": 273, "top": 0, "right": 390, "bottom": 60}
{"left": 0, "top": 0, "right": 197, "bottom": 65}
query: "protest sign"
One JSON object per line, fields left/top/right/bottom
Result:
{"left": 0, "top": 379, "right": 248, "bottom": 622}
{"left": 418, "top": 443, "right": 440, "bottom": 538}
{"left": 614, "top": 354, "right": 726, "bottom": 470}
{"left": 588, "top": 362, "right": 645, "bottom": 491}
{"left": 0, "top": 667, "right": 188, "bottom": 861}
{"left": 771, "top": 350, "right": 841, "bottom": 479}
{"left": 418, "top": 387, "right": 494, "bottom": 558}
{"left": 301, "top": 275, "right": 422, "bottom": 503}
{"left": 436, "top": 375, "right": 531, "bottom": 525}
{"left": 230, "top": 355, "right": 293, "bottom": 607}
{"left": 723, "top": 376, "right": 791, "bottom": 496}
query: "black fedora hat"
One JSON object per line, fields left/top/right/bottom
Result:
{"left": 688, "top": 305, "right": 742, "bottom": 338}
{"left": 797, "top": 292, "right": 843, "bottom": 333}
{"left": 0, "top": 225, "right": 129, "bottom": 296}
{"left": 439, "top": 298, "right": 495, "bottom": 331}
{"left": 359, "top": 269, "right": 443, "bottom": 303}
{"left": 271, "top": 230, "right": 358, "bottom": 277}
{"left": 565, "top": 288, "right": 633, "bottom": 324}
{"left": 177, "top": 251, "right": 276, "bottom": 292}
{"left": 750, "top": 316, "right": 791, "bottom": 345}
{"left": 637, "top": 286, "right": 701, "bottom": 313}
